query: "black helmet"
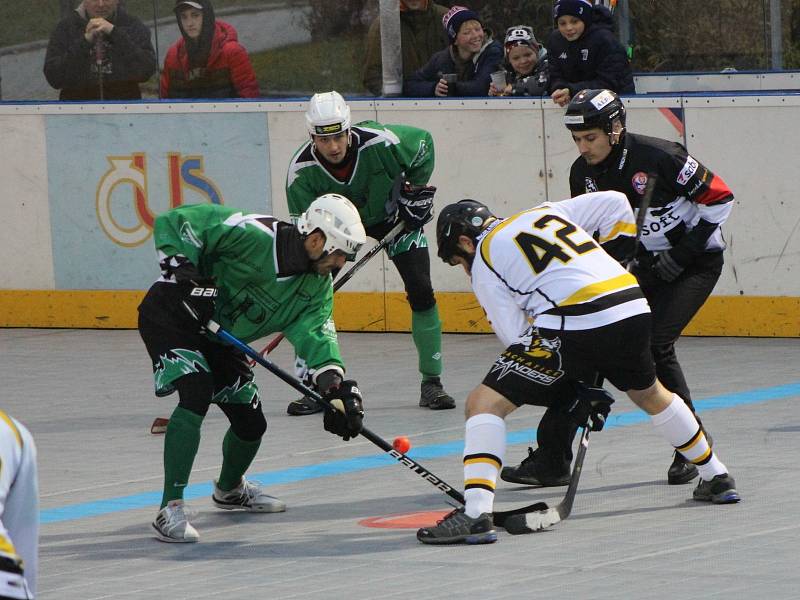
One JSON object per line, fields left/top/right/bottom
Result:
{"left": 564, "top": 89, "right": 626, "bottom": 133}
{"left": 436, "top": 199, "right": 496, "bottom": 263}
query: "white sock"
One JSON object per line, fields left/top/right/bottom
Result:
{"left": 463, "top": 413, "right": 506, "bottom": 518}
{"left": 650, "top": 394, "right": 727, "bottom": 480}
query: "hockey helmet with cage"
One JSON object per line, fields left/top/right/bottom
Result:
{"left": 563, "top": 89, "right": 626, "bottom": 133}
{"left": 305, "top": 91, "right": 351, "bottom": 137}
{"left": 436, "top": 199, "right": 496, "bottom": 264}
{"left": 296, "top": 193, "right": 366, "bottom": 261}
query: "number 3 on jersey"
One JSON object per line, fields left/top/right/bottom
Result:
{"left": 514, "top": 214, "right": 597, "bottom": 274}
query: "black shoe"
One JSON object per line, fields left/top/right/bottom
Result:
{"left": 667, "top": 451, "right": 699, "bottom": 485}
{"left": 419, "top": 377, "right": 456, "bottom": 410}
{"left": 693, "top": 473, "right": 741, "bottom": 504}
{"left": 500, "top": 447, "right": 570, "bottom": 486}
{"left": 417, "top": 508, "right": 497, "bottom": 545}
{"left": 287, "top": 395, "right": 323, "bottom": 416}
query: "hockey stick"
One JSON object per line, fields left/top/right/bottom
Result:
{"left": 627, "top": 173, "right": 657, "bottom": 270}
{"left": 151, "top": 221, "right": 406, "bottom": 433}
{"left": 249, "top": 220, "right": 405, "bottom": 363}
{"left": 208, "top": 319, "right": 467, "bottom": 506}
{"left": 206, "top": 320, "right": 561, "bottom": 523}
{"left": 495, "top": 426, "right": 590, "bottom": 533}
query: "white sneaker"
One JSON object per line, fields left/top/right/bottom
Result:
{"left": 152, "top": 500, "right": 199, "bottom": 543}
{"left": 212, "top": 478, "right": 286, "bottom": 512}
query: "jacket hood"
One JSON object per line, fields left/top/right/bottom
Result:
{"left": 176, "top": 0, "right": 217, "bottom": 66}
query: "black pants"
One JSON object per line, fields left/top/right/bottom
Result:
{"left": 635, "top": 252, "right": 723, "bottom": 408}
{"left": 367, "top": 221, "right": 436, "bottom": 312}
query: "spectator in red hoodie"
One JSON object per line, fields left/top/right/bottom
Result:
{"left": 161, "top": 0, "right": 260, "bottom": 99}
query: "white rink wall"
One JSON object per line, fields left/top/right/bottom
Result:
{"left": 0, "top": 95, "right": 798, "bottom": 333}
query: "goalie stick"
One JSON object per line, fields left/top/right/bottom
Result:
{"left": 205, "top": 319, "right": 563, "bottom": 525}
{"left": 495, "top": 426, "right": 591, "bottom": 533}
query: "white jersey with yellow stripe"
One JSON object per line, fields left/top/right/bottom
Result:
{"left": 471, "top": 191, "right": 650, "bottom": 346}
{"left": 0, "top": 411, "right": 38, "bottom": 599}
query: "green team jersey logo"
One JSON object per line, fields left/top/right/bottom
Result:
{"left": 179, "top": 222, "right": 203, "bottom": 249}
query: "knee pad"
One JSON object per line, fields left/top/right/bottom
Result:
{"left": 174, "top": 373, "right": 214, "bottom": 417}
{"left": 392, "top": 247, "right": 435, "bottom": 312}
{"left": 221, "top": 399, "right": 267, "bottom": 441}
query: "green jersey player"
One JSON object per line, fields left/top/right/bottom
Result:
{"left": 138, "top": 194, "right": 367, "bottom": 543}
{"left": 284, "top": 90, "right": 455, "bottom": 416}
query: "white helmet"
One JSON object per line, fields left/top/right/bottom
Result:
{"left": 296, "top": 193, "right": 366, "bottom": 260}
{"left": 305, "top": 91, "right": 351, "bottom": 137}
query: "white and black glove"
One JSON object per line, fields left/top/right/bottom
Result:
{"left": 180, "top": 278, "right": 218, "bottom": 330}
{"left": 566, "top": 383, "right": 615, "bottom": 431}
{"left": 397, "top": 181, "right": 436, "bottom": 230}
{"left": 322, "top": 380, "right": 364, "bottom": 441}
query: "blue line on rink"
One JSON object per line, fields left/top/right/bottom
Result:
{"left": 40, "top": 381, "right": 799, "bottom": 524}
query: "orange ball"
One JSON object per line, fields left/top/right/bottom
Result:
{"left": 392, "top": 435, "right": 411, "bottom": 453}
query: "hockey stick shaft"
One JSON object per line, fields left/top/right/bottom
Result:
{"left": 254, "top": 221, "right": 405, "bottom": 359}
{"left": 628, "top": 173, "right": 657, "bottom": 267}
{"left": 496, "top": 427, "right": 590, "bottom": 532}
{"left": 208, "top": 320, "right": 467, "bottom": 506}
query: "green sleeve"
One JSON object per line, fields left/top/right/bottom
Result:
{"left": 383, "top": 124, "right": 435, "bottom": 185}
{"left": 152, "top": 204, "right": 228, "bottom": 265}
{"left": 286, "top": 161, "right": 319, "bottom": 220}
{"left": 282, "top": 283, "right": 345, "bottom": 374}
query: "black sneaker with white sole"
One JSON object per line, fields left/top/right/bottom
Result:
{"left": 692, "top": 473, "right": 741, "bottom": 504}
{"left": 287, "top": 395, "right": 323, "bottom": 416}
{"left": 667, "top": 451, "right": 699, "bottom": 485}
{"left": 500, "top": 447, "right": 571, "bottom": 486}
{"left": 417, "top": 508, "right": 497, "bottom": 545}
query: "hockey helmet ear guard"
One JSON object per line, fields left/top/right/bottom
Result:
{"left": 306, "top": 91, "right": 351, "bottom": 137}
{"left": 436, "top": 199, "right": 496, "bottom": 263}
{"left": 564, "top": 88, "right": 626, "bottom": 134}
{"left": 297, "top": 193, "right": 367, "bottom": 261}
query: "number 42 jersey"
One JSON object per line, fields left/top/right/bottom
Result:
{"left": 471, "top": 191, "right": 650, "bottom": 346}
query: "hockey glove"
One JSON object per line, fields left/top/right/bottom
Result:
{"left": 651, "top": 250, "right": 685, "bottom": 282}
{"left": 180, "top": 278, "right": 218, "bottom": 331}
{"left": 322, "top": 380, "right": 364, "bottom": 441}
{"left": 566, "top": 383, "right": 615, "bottom": 431}
{"left": 397, "top": 181, "right": 436, "bottom": 231}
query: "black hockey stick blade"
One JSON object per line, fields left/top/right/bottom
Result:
{"left": 496, "top": 427, "right": 590, "bottom": 534}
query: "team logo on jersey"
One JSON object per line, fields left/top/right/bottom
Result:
{"left": 631, "top": 171, "right": 649, "bottom": 195}
{"left": 581, "top": 49, "right": 589, "bottom": 61}
{"left": 489, "top": 328, "right": 564, "bottom": 386}
{"left": 584, "top": 177, "right": 598, "bottom": 193}
{"left": 677, "top": 155, "right": 699, "bottom": 185}
{"left": 96, "top": 152, "right": 223, "bottom": 247}
{"left": 558, "top": 52, "right": 567, "bottom": 59}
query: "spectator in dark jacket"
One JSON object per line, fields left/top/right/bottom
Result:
{"left": 161, "top": 0, "right": 260, "bottom": 99}
{"left": 403, "top": 5, "right": 503, "bottom": 97}
{"left": 489, "top": 25, "right": 550, "bottom": 97}
{"left": 44, "top": 0, "right": 156, "bottom": 100}
{"left": 362, "top": 0, "right": 449, "bottom": 96}
{"left": 546, "top": 0, "right": 634, "bottom": 107}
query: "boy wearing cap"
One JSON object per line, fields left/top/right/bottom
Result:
{"left": 490, "top": 25, "right": 550, "bottom": 97}
{"left": 547, "top": 0, "right": 634, "bottom": 106}
{"left": 161, "top": 0, "right": 259, "bottom": 98}
{"left": 404, "top": 5, "right": 502, "bottom": 97}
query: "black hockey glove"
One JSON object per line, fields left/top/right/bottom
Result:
{"left": 180, "top": 278, "right": 218, "bottom": 330}
{"left": 651, "top": 250, "right": 685, "bottom": 282}
{"left": 566, "top": 383, "right": 615, "bottom": 431}
{"left": 322, "top": 380, "right": 364, "bottom": 441}
{"left": 397, "top": 181, "right": 436, "bottom": 230}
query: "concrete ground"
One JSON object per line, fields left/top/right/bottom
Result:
{"left": 1, "top": 329, "right": 798, "bottom": 599}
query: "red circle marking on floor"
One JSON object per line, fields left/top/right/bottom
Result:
{"left": 359, "top": 510, "right": 451, "bottom": 529}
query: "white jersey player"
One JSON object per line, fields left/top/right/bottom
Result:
{"left": 0, "top": 412, "right": 38, "bottom": 599}
{"left": 416, "top": 192, "right": 739, "bottom": 546}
